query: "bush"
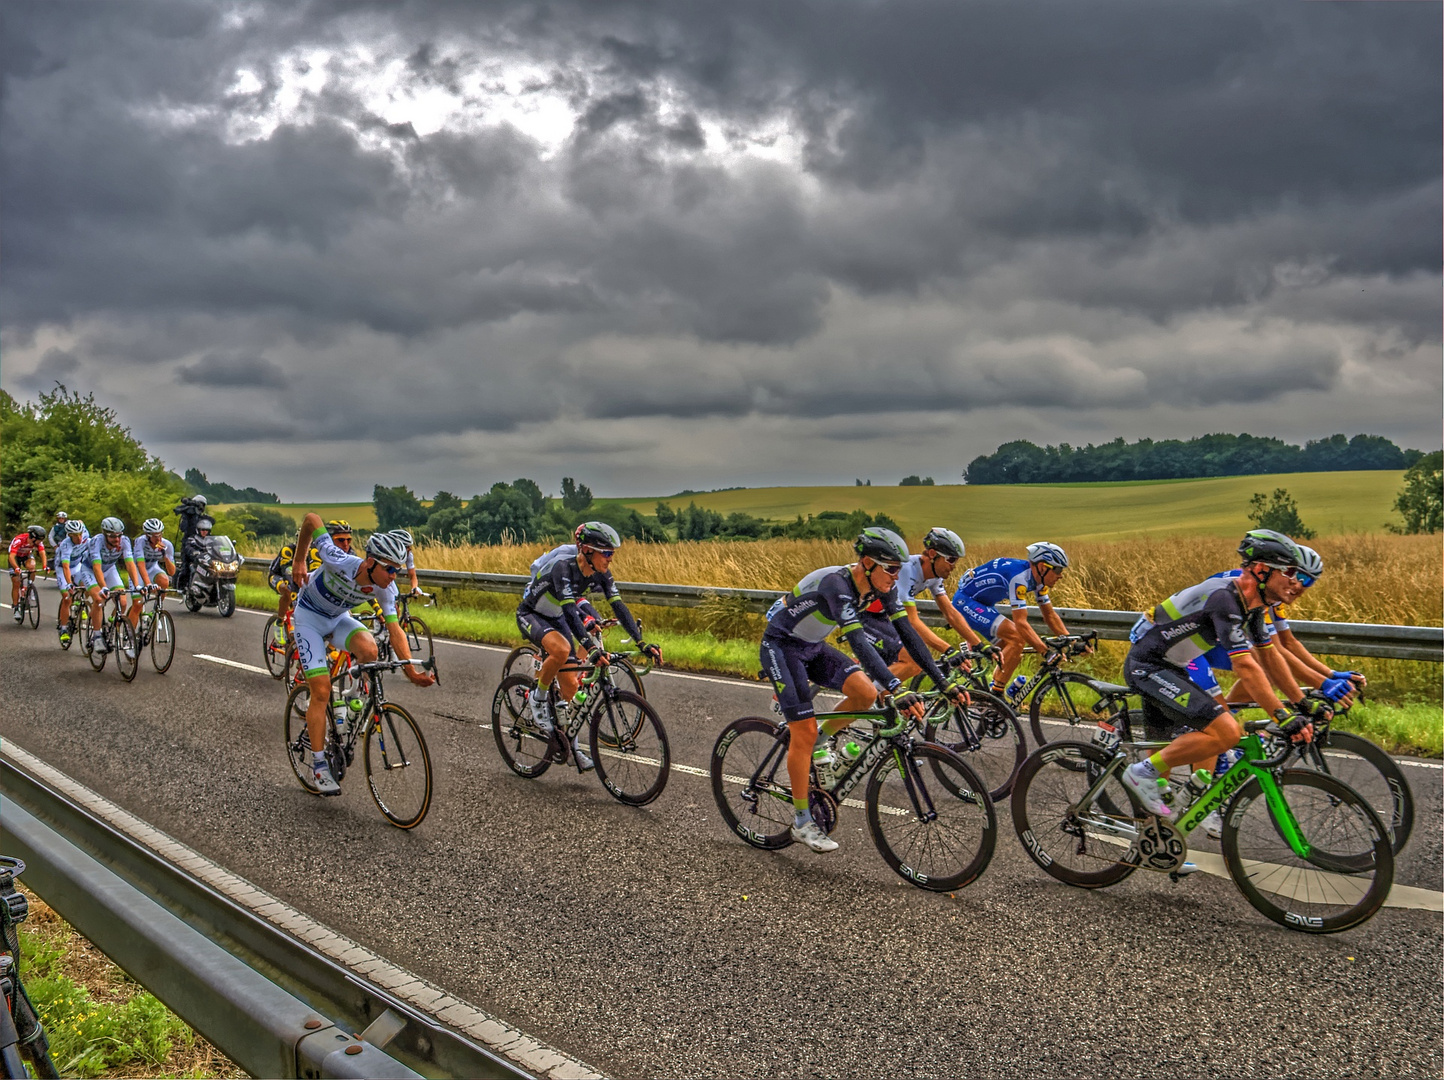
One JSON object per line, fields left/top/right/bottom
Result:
{"left": 1247, "top": 488, "right": 1315, "bottom": 540}
{"left": 1388, "top": 450, "right": 1442, "bottom": 534}
{"left": 899, "top": 475, "right": 935, "bottom": 486}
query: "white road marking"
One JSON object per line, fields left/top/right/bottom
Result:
{"left": 194, "top": 653, "right": 271, "bottom": 675}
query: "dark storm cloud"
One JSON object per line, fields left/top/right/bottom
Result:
{"left": 0, "top": 0, "right": 1437, "bottom": 490}
{"left": 15, "top": 347, "right": 80, "bottom": 390}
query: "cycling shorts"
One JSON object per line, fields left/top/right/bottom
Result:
{"left": 1124, "top": 654, "right": 1226, "bottom": 736}
{"left": 759, "top": 635, "right": 862, "bottom": 724}
{"left": 958, "top": 600, "right": 1005, "bottom": 640}
{"left": 69, "top": 563, "right": 118, "bottom": 591}
{"left": 517, "top": 610, "right": 569, "bottom": 649}
{"left": 858, "top": 610, "right": 902, "bottom": 666}
{"left": 293, "top": 603, "right": 370, "bottom": 679}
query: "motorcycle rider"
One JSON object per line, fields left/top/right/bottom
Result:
{"left": 180, "top": 516, "right": 215, "bottom": 599}
{"left": 173, "top": 494, "right": 209, "bottom": 591}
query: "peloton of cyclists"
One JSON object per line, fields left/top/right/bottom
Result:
{"left": 8, "top": 526, "right": 49, "bottom": 620}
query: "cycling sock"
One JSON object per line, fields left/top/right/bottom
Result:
{"left": 312, "top": 751, "right": 327, "bottom": 768}
{"left": 1143, "top": 755, "right": 1166, "bottom": 777}
{"left": 794, "top": 808, "right": 811, "bottom": 829}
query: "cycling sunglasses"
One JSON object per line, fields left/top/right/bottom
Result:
{"left": 590, "top": 548, "right": 616, "bottom": 558}
{"left": 372, "top": 561, "right": 401, "bottom": 577}
{"left": 1290, "top": 569, "right": 1317, "bottom": 588}
{"left": 872, "top": 561, "right": 902, "bottom": 576}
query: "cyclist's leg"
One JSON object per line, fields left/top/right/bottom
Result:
{"left": 957, "top": 602, "right": 1005, "bottom": 690}
{"left": 295, "top": 606, "right": 342, "bottom": 759}
{"left": 1124, "top": 656, "right": 1239, "bottom": 792}
{"left": 808, "top": 645, "right": 870, "bottom": 735}
{"left": 105, "top": 566, "right": 139, "bottom": 629}
{"left": 761, "top": 636, "right": 821, "bottom": 815}
{"left": 341, "top": 615, "right": 379, "bottom": 663}
{"left": 8, "top": 560, "right": 21, "bottom": 606}
{"left": 151, "top": 568, "right": 171, "bottom": 591}
{"left": 989, "top": 616, "right": 1025, "bottom": 694}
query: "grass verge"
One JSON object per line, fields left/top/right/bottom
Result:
{"left": 235, "top": 583, "right": 1439, "bottom": 756}
{"left": 16, "top": 887, "right": 242, "bottom": 1078}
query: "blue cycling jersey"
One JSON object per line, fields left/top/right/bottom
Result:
{"left": 953, "top": 557, "right": 1050, "bottom": 612}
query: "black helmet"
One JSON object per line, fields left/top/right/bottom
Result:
{"left": 854, "top": 527, "right": 909, "bottom": 565}
{"left": 1237, "top": 529, "right": 1300, "bottom": 569}
{"left": 575, "top": 521, "right": 622, "bottom": 549}
{"left": 922, "top": 527, "right": 965, "bottom": 560}
{"left": 26, "top": 525, "right": 45, "bottom": 541}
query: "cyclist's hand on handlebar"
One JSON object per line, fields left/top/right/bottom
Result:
{"left": 1272, "top": 709, "right": 1314, "bottom": 744}
{"left": 404, "top": 663, "right": 436, "bottom": 687}
{"left": 944, "top": 683, "right": 971, "bottom": 709}
{"left": 585, "top": 641, "right": 608, "bottom": 666}
{"left": 1319, "top": 677, "right": 1354, "bottom": 704}
{"left": 891, "top": 690, "right": 927, "bottom": 719}
{"left": 640, "top": 641, "right": 663, "bottom": 664}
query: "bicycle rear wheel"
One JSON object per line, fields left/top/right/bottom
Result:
{"left": 365, "top": 703, "right": 433, "bottom": 828}
{"left": 1028, "top": 672, "right": 1109, "bottom": 748}
{"left": 491, "top": 675, "right": 554, "bottom": 778}
{"left": 1297, "top": 731, "right": 1413, "bottom": 855}
{"left": 403, "top": 614, "right": 434, "bottom": 667}
{"left": 262, "top": 616, "right": 288, "bottom": 678}
{"left": 590, "top": 690, "right": 669, "bottom": 806}
{"left": 1011, "top": 741, "right": 1141, "bottom": 887}
{"left": 1222, "top": 769, "right": 1393, "bottom": 934}
{"left": 24, "top": 584, "right": 39, "bottom": 628}
{"left": 866, "top": 743, "right": 996, "bottom": 892}
{"left": 926, "top": 689, "right": 1026, "bottom": 800}
{"left": 114, "top": 617, "right": 139, "bottom": 682}
{"left": 711, "top": 717, "right": 794, "bottom": 849}
{"left": 283, "top": 683, "right": 321, "bottom": 793}
{"left": 150, "top": 610, "right": 176, "bottom": 673}
{"left": 501, "top": 644, "right": 541, "bottom": 683}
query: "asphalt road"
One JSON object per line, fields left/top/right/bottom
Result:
{"left": 3, "top": 590, "right": 1440, "bottom": 1078}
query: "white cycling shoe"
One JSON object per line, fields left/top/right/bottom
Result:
{"left": 1122, "top": 761, "right": 1173, "bottom": 818}
{"left": 1202, "top": 810, "right": 1224, "bottom": 840}
{"left": 572, "top": 736, "right": 594, "bottom": 773}
{"left": 791, "top": 819, "right": 839, "bottom": 853}
{"left": 312, "top": 761, "right": 341, "bottom": 796}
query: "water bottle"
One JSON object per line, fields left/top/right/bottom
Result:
{"left": 1214, "top": 748, "right": 1243, "bottom": 778}
{"left": 332, "top": 699, "right": 349, "bottom": 740}
{"left": 812, "top": 744, "right": 838, "bottom": 786}
{"left": 1181, "top": 768, "right": 1212, "bottom": 808}
{"left": 572, "top": 686, "right": 589, "bottom": 709}
{"left": 1006, "top": 675, "right": 1027, "bottom": 703}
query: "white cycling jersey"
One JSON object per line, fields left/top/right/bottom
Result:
{"left": 894, "top": 554, "right": 947, "bottom": 608}
{"left": 295, "top": 532, "right": 397, "bottom": 622}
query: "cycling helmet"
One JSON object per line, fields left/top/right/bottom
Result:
{"left": 1026, "top": 541, "right": 1069, "bottom": 570}
{"left": 922, "top": 527, "right": 965, "bottom": 560}
{"left": 26, "top": 525, "right": 46, "bottom": 541}
{"left": 575, "top": 521, "right": 622, "bottom": 549}
{"left": 100, "top": 516, "right": 125, "bottom": 536}
{"left": 1295, "top": 545, "right": 1323, "bottom": 578}
{"left": 143, "top": 518, "right": 164, "bottom": 535}
{"left": 1237, "top": 529, "right": 1300, "bottom": 569}
{"left": 197, "top": 516, "right": 214, "bottom": 531}
{"left": 364, "top": 530, "right": 408, "bottom": 567}
{"left": 325, "top": 519, "right": 352, "bottom": 535}
{"left": 390, "top": 528, "right": 414, "bottom": 547}
{"left": 854, "top": 527, "right": 909, "bottom": 565}
{"left": 65, "top": 520, "right": 86, "bottom": 536}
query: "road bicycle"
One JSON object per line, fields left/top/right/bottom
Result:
{"left": 1024, "top": 672, "right": 1415, "bottom": 856}
{"left": 283, "top": 656, "right": 438, "bottom": 828}
{"left": 710, "top": 701, "right": 996, "bottom": 892}
{"left": 9, "top": 570, "right": 40, "bottom": 631}
{"left": 57, "top": 586, "right": 89, "bottom": 651}
{"left": 491, "top": 650, "right": 669, "bottom": 806}
{"left": 262, "top": 606, "right": 300, "bottom": 683}
{"left": 365, "top": 591, "right": 436, "bottom": 667}
{"left": 915, "top": 681, "right": 1027, "bottom": 801}
{"left": 85, "top": 589, "right": 141, "bottom": 682}
{"left": 1010, "top": 717, "right": 1393, "bottom": 933}
{"left": 501, "top": 617, "right": 652, "bottom": 698}
{"left": 0, "top": 856, "right": 59, "bottom": 1079}
{"left": 134, "top": 586, "right": 177, "bottom": 674}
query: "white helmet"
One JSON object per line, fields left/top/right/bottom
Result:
{"left": 922, "top": 527, "right": 965, "bottom": 560}
{"left": 55, "top": 511, "right": 67, "bottom": 520}
{"left": 100, "top": 516, "right": 125, "bottom": 535}
{"left": 192, "top": 494, "right": 208, "bottom": 507}
{"left": 365, "top": 531, "right": 409, "bottom": 567}
{"left": 1295, "top": 545, "right": 1323, "bottom": 579}
{"left": 1026, "top": 541, "right": 1069, "bottom": 569}
{"left": 389, "top": 528, "right": 414, "bottom": 547}
{"left": 65, "top": 519, "right": 86, "bottom": 536}
{"left": 143, "top": 518, "right": 165, "bottom": 535}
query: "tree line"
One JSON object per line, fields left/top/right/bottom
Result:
{"left": 964, "top": 433, "right": 1427, "bottom": 485}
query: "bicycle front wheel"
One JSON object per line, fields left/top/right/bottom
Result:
{"left": 88, "top": 619, "right": 107, "bottom": 671}
{"left": 283, "top": 683, "right": 320, "bottom": 793}
{"left": 365, "top": 703, "right": 433, "bottom": 828}
{"left": 711, "top": 717, "right": 794, "bottom": 850}
{"left": 1028, "top": 672, "right": 1107, "bottom": 747}
{"left": 590, "top": 690, "right": 669, "bottom": 806}
{"left": 1011, "top": 741, "right": 1141, "bottom": 887}
{"left": 262, "top": 615, "right": 288, "bottom": 678}
{"left": 491, "top": 675, "right": 554, "bottom": 779}
{"left": 1222, "top": 769, "right": 1393, "bottom": 934}
{"left": 150, "top": 610, "right": 176, "bottom": 673}
{"left": 24, "top": 584, "right": 39, "bottom": 628}
{"left": 115, "top": 618, "right": 139, "bottom": 682}
{"left": 404, "top": 614, "right": 434, "bottom": 667}
{"left": 926, "top": 689, "right": 1026, "bottom": 800}
{"left": 1298, "top": 731, "right": 1413, "bottom": 855}
{"left": 866, "top": 743, "right": 996, "bottom": 892}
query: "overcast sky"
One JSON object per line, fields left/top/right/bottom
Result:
{"left": 3, "top": 1, "right": 1439, "bottom": 501}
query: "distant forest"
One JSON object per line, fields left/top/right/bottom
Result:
{"left": 964, "top": 433, "right": 1427, "bottom": 485}
{"left": 184, "top": 468, "right": 279, "bottom": 504}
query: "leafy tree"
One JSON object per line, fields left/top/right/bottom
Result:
{"left": 465, "top": 482, "right": 542, "bottom": 544}
{"left": 899, "top": 475, "right": 934, "bottom": 486}
{"left": 560, "top": 477, "right": 593, "bottom": 513}
{"left": 654, "top": 502, "right": 676, "bottom": 526}
{"left": 183, "top": 468, "right": 279, "bottom": 503}
{"left": 430, "top": 490, "right": 463, "bottom": 514}
{"left": 779, "top": 509, "right": 901, "bottom": 541}
{"left": 1247, "top": 488, "right": 1315, "bottom": 540}
{"left": 422, "top": 506, "right": 468, "bottom": 543}
{"left": 1387, "top": 451, "right": 1443, "bottom": 535}
{"left": 29, "top": 465, "right": 252, "bottom": 541}
{"left": 676, "top": 502, "right": 724, "bottom": 541}
{"left": 373, "top": 484, "right": 427, "bottom": 532}
{"left": 239, "top": 505, "right": 296, "bottom": 539}
{"left": 511, "top": 478, "right": 547, "bottom": 515}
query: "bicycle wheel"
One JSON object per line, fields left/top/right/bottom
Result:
{"left": 283, "top": 683, "right": 321, "bottom": 793}
{"left": 365, "top": 702, "right": 433, "bottom": 828}
{"left": 1028, "top": 672, "right": 1108, "bottom": 747}
{"left": 491, "top": 675, "right": 554, "bottom": 779}
{"left": 590, "top": 690, "right": 669, "bottom": 806}
{"left": 403, "top": 614, "right": 434, "bottom": 666}
{"left": 501, "top": 644, "right": 541, "bottom": 683}
{"left": 262, "top": 616, "right": 288, "bottom": 678}
{"left": 24, "top": 583, "right": 39, "bottom": 628}
{"left": 150, "top": 610, "right": 176, "bottom": 673}
{"left": 1222, "top": 769, "right": 1393, "bottom": 934}
{"left": 866, "top": 743, "right": 996, "bottom": 892}
{"left": 88, "top": 615, "right": 107, "bottom": 671}
{"left": 114, "top": 617, "right": 139, "bottom": 682}
{"left": 710, "top": 717, "right": 795, "bottom": 850}
{"left": 615, "top": 657, "right": 647, "bottom": 699}
{"left": 1297, "top": 731, "right": 1413, "bottom": 855}
{"left": 1011, "top": 741, "right": 1142, "bottom": 887}
{"left": 926, "top": 689, "right": 1026, "bottom": 801}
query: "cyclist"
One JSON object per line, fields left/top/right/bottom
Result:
{"left": 515, "top": 521, "right": 662, "bottom": 771}
{"left": 951, "top": 542, "right": 1081, "bottom": 700}
{"left": 267, "top": 534, "right": 322, "bottom": 646}
{"left": 1121, "top": 530, "right": 1323, "bottom": 818}
{"left": 80, "top": 517, "right": 144, "bottom": 653}
{"left": 47, "top": 512, "right": 70, "bottom": 586}
{"left": 131, "top": 519, "right": 177, "bottom": 595}
{"left": 762, "top": 528, "right": 969, "bottom": 854}
{"left": 1262, "top": 545, "right": 1365, "bottom": 705}
{"left": 291, "top": 514, "right": 435, "bottom": 795}
{"left": 389, "top": 528, "right": 423, "bottom": 596}
{"left": 857, "top": 527, "right": 985, "bottom": 683}
{"left": 55, "top": 519, "right": 89, "bottom": 643}
{"left": 8, "top": 526, "right": 49, "bottom": 621}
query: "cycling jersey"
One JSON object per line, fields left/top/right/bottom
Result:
{"left": 56, "top": 533, "right": 89, "bottom": 575}
{"left": 85, "top": 533, "right": 136, "bottom": 574}
{"left": 131, "top": 535, "right": 175, "bottom": 569}
{"left": 894, "top": 554, "right": 947, "bottom": 608}
{"left": 952, "top": 557, "right": 1050, "bottom": 612}
{"left": 295, "top": 532, "right": 398, "bottom": 622}
{"left": 529, "top": 543, "right": 577, "bottom": 583}
{"left": 8, "top": 535, "right": 40, "bottom": 561}
{"left": 1128, "top": 576, "right": 1272, "bottom": 670}
{"left": 516, "top": 551, "right": 641, "bottom": 644}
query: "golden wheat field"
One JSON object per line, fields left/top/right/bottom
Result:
{"left": 406, "top": 532, "right": 1441, "bottom": 627}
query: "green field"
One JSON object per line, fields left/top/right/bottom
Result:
{"left": 217, "top": 501, "right": 377, "bottom": 530}
{"left": 622, "top": 471, "right": 1407, "bottom": 541}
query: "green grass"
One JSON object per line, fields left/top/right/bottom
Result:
{"left": 1332, "top": 701, "right": 1442, "bottom": 758}
{"left": 621, "top": 470, "right": 1409, "bottom": 541}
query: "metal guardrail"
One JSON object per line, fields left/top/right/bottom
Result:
{"left": 0, "top": 758, "right": 531, "bottom": 1080}
{"left": 240, "top": 557, "right": 1443, "bottom": 661}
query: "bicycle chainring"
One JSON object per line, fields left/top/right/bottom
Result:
{"left": 808, "top": 788, "right": 840, "bottom": 834}
{"left": 1135, "top": 816, "right": 1187, "bottom": 872}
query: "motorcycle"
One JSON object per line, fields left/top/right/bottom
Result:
{"left": 183, "top": 535, "right": 239, "bottom": 617}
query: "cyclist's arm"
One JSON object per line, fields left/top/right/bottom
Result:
{"left": 890, "top": 609, "right": 949, "bottom": 687}
{"left": 1038, "top": 599, "right": 1069, "bottom": 638}
{"left": 903, "top": 602, "right": 952, "bottom": 654}
{"left": 1008, "top": 605, "right": 1052, "bottom": 654}
{"left": 932, "top": 592, "right": 983, "bottom": 647}
{"left": 293, "top": 514, "right": 322, "bottom": 584}
{"left": 1226, "top": 649, "right": 1281, "bottom": 713}
{"left": 1275, "top": 627, "right": 1334, "bottom": 684}
{"left": 36, "top": 546, "right": 48, "bottom": 572}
